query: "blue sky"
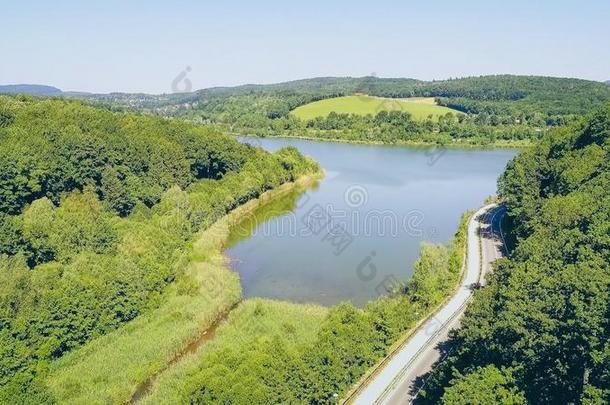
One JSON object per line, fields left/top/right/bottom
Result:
{"left": 1, "top": 0, "right": 608, "bottom": 93}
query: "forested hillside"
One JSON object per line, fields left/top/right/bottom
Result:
{"left": 0, "top": 95, "right": 319, "bottom": 402}
{"left": 420, "top": 104, "right": 610, "bottom": 403}
{"left": 84, "top": 75, "right": 610, "bottom": 146}
{"left": 0, "top": 96, "right": 254, "bottom": 217}
{"left": 0, "top": 85, "right": 63, "bottom": 96}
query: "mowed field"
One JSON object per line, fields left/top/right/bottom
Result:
{"left": 291, "top": 95, "right": 459, "bottom": 121}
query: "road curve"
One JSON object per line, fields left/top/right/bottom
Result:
{"left": 350, "top": 204, "right": 506, "bottom": 405}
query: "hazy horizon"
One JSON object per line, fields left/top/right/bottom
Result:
{"left": 2, "top": 0, "right": 609, "bottom": 94}
{"left": 2, "top": 72, "right": 609, "bottom": 95}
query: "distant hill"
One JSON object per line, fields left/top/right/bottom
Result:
{"left": 605, "top": 80, "right": 610, "bottom": 86}
{"left": 82, "top": 75, "right": 610, "bottom": 119}
{"left": 0, "top": 84, "right": 91, "bottom": 97}
{"left": 0, "top": 84, "right": 62, "bottom": 95}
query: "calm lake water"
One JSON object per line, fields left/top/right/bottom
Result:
{"left": 226, "top": 137, "right": 517, "bottom": 306}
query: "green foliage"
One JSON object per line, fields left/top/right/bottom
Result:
{"left": 0, "top": 95, "right": 254, "bottom": 216}
{"left": 422, "top": 103, "right": 610, "bottom": 404}
{"left": 297, "top": 109, "right": 540, "bottom": 145}
{"left": 141, "top": 299, "right": 328, "bottom": 405}
{"left": 441, "top": 366, "right": 525, "bottom": 405}
{"left": 21, "top": 189, "right": 117, "bottom": 265}
{"left": 0, "top": 96, "right": 319, "bottom": 403}
{"left": 46, "top": 246, "right": 241, "bottom": 405}
{"left": 0, "top": 213, "right": 24, "bottom": 256}
{"left": 408, "top": 243, "right": 454, "bottom": 307}
{"left": 99, "top": 165, "right": 138, "bottom": 215}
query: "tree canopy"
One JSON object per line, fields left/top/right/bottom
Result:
{"left": 421, "top": 103, "right": 610, "bottom": 404}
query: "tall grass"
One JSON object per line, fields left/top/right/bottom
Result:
{"left": 45, "top": 226, "right": 241, "bottom": 404}
{"left": 140, "top": 299, "right": 328, "bottom": 404}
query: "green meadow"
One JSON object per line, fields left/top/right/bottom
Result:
{"left": 291, "top": 95, "right": 459, "bottom": 121}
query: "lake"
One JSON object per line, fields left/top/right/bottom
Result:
{"left": 225, "top": 137, "right": 517, "bottom": 306}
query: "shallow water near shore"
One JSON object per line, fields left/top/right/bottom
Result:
{"left": 225, "top": 137, "right": 516, "bottom": 306}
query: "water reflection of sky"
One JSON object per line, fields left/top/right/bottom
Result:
{"left": 226, "top": 137, "right": 517, "bottom": 307}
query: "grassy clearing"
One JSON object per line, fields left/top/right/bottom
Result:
{"left": 139, "top": 299, "right": 329, "bottom": 404}
{"left": 291, "top": 95, "right": 459, "bottom": 121}
{"left": 45, "top": 173, "right": 323, "bottom": 405}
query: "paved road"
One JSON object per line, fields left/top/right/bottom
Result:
{"left": 350, "top": 204, "right": 506, "bottom": 405}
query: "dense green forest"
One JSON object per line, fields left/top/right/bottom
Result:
{"left": 0, "top": 95, "right": 319, "bottom": 402}
{"left": 419, "top": 104, "right": 610, "bottom": 404}
{"left": 84, "top": 75, "right": 610, "bottom": 146}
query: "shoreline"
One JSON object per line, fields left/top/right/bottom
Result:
{"left": 131, "top": 170, "right": 325, "bottom": 402}
{"left": 232, "top": 132, "right": 531, "bottom": 150}
{"left": 46, "top": 170, "right": 325, "bottom": 405}
{"left": 340, "top": 210, "right": 473, "bottom": 404}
